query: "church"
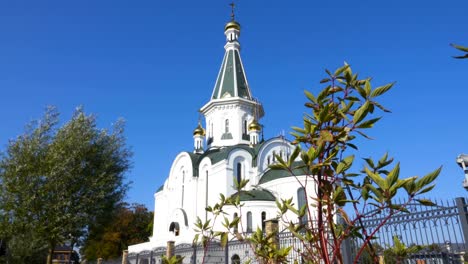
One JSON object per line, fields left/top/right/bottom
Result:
{"left": 128, "top": 9, "right": 315, "bottom": 259}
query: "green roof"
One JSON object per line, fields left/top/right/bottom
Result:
{"left": 258, "top": 161, "right": 309, "bottom": 184}
{"left": 156, "top": 184, "right": 164, "bottom": 193}
{"left": 212, "top": 49, "right": 251, "bottom": 100}
{"left": 231, "top": 189, "right": 276, "bottom": 202}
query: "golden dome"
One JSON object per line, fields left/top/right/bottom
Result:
{"left": 225, "top": 21, "right": 241, "bottom": 31}
{"left": 248, "top": 119, "right": 261, "bottom": 131}
{"left": 193, "top": 123, "right": 205, "bottom": 136}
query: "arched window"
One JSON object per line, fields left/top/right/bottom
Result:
{"left": 297, "top": 187, "right": 308, "bottom": 225}
{"left": 231, "top": 254, "right": 240, "bottom": 264}
{"left": 267, "top": 156, "right": 270, "bottom": 165}
{"left": 236, "top": 162, "right": 242, "bottom": 186}
{"left": 233, "top": 213, "right": 239, "bottom": 233}
{"left": 247, "top": 212, "right": 252, "bottom": 233}
{"left": 225, "top": 119, "right": 230, "bottom": 133}
{"left": 272, "top": 151, "right": 276, "bottom": 162}
{"left": 243, "top": 120, "right": 247, "bottom": 135}
{"left": 169, "top": 222, "right": 180, "bottom": 236}
{"left": 261, "top": 211, "right": 266, "bottom": 232}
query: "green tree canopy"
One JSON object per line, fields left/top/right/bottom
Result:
{"left": 81, "top": 203, "right": 153, "bottom": 261}
{"left": 0, "top": 107, "right": 132, "bottom": 264}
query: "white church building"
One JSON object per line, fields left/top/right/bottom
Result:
{"left": 128, "top": 14, "right": 315, "bottom": 258}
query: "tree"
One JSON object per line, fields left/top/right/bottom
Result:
{"left": 451, "top": 44, "right": 468, "bottom": 59}
{"left": 0, "top": 107, "right": 132, "bottom": 264}
{"left": 196, "top": 64, "right": 440, "bottom": 264}
{"left": 81, "top": 203, "right": 153, "bottom": 261}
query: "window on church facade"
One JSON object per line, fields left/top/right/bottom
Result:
{"left": 236, "top": 162, "right": 242, "bottom": 185}
{"left": 225, "top": 119, "right": 229, "bottom": 133}
{"left": 297, "top": 187, "right": 308, "bottom": 225}
{"left": 233, "top": 213, "right": 239, "bottom": 233}
{"left": 247, "top": 211, "right": 252, "bottom": 233}
{"left": 272, "top": 151, "right": 276, "bottom": 162}
{"left": 169, "top": 222, "right": 180, "bottom": 236}
{"left": 261, "top": 211, "right": 266, "bottom": 232}
{"left": 243, "top": 120, "right": 247, "bottom": 134}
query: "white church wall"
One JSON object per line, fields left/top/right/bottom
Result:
{"left": 256, "top": 138, "right": 293, "bottom": 174}
{"left": 226, "top": 148, "right": 253, "bottom": 194}
{"left": 260, "top": 176, "right": 317, "bottom": 226}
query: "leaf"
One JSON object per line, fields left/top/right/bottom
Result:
{"left": 356, "top": 117, "right": 381, "bottom": 129}
{"left": 320, "top": 130, "right": 333, "bottom": 142}
{"left": 363, "top": 157, "right": 375, "bottom": 168}
{"left": 304, "top": 90, "right": 316, "bottom": 103}
{"left": 372, "top": 101, "right": 391, "bottom": 113}
{"left": 353, "top": 100, "right": 370, "bottom": 124}
{"left": 334, "top": 64, "right": 349, "bottom": 76}
{"left": 415, "top": 166, "right": 441, "bottom": 192}
{"left": 418, "top": 184, "right": 436, "bottom": 194}
{"left": 220, "top": 232, "right": 228, "bottom": 248}
{"left": 288, "top": 146, "right": 301, "bottom": 165}
{"left": 451, "top": 43, "right": 468, "bottom": 52}
{"left": 416, "top": 198, "right": 436, "bottom": 207}
{"left": 336, "top": 155, "right": 354, "bottom": 174}
{"left": 364, "top": 80, "right": 371, "bottom": 97}
{"left": 365, "top": 167, "right": 387, "bottom": 190}
{"left": 371, "top": 82, "right": 395, "bottom": 97}
{"left": 386, "top": 162, "right": 400, "bottom": 188}
{"left": 333, "top": 186, "right": 347, "bottom": 206}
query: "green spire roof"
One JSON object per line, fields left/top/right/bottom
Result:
{"left": 211, "top": 20, "right": 252, "bottom": 100}
{"left": 212, "top": 49, "right": 251, "bottom": 100}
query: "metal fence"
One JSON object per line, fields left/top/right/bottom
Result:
{"left": 127, "top": 197, "right": 468, "bottom": 264}
{"left": 348, "top": 197, "right": 468, "bottom": 263}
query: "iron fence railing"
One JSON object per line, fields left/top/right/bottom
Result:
{"left": 126, "top": 197, "right": 468, "bottom": 264}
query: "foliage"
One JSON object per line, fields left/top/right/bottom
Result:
{"left": 451, "top": 44, "right": 468, "bottom": 59}
{"left": 383, "top": 236, "right": 422, "bottom": 264}
{"left": 162, "top": 255, "right": 184, "bottom": 264}
{"left": 197, "top": 64, "right": 440, "bottom": 264}
{"left": 81, "top": 203, "right": 153, "bottom": 261}
{"left": 0, "top": 107, "right": 132, "bottom": 264}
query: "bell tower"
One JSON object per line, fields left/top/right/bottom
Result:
{"left": 200, "top": 5, "right": 264, "bottom": 148}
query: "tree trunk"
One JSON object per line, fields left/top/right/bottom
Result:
{"left": 47, "top": 243, "right": 55, "bottom": 264}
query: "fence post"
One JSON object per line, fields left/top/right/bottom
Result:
{"left": 166, "top": 241, "right": 175, "bottom": 259}
{"left": 265, "top": 219, "right": 279, "bottom": 247}
{"left": 224, "top": 239, "right": 229, "bottom": 264}
{"left": 122, "top": 250, "right": 128, "bottom": 264}
{"left": 456, "top": 197, "right": 468, "bottom": 244}
{"left": 265, "top": 219, "right": 279, "bottom": 264}
{"left": 192, "top": 244, "right": 197, "bottom": 264}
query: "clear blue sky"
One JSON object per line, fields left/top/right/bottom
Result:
{"left": 0, "top": 0, "right": 467, "bottom": 209}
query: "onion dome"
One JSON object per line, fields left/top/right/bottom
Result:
{"left": 193, "top": 123, "right": 205, "bottom": 136}
{"left": 225, "top": 20, "right": 240, "bottom": 31}
{"left": 248, "top": 119, "right": 261, "bottom": 131}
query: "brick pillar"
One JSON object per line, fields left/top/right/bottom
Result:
{"left": 122, "top": 250, "right": 128, "bottom": 264}
{"left": 265, "top": 219, "right": 279, "bottom": 246}
{"left": 265, "top": 219, "right": 279, "bottom": 264}
{"left": 166, "top": 241, "right": 175, "bottom": 259}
